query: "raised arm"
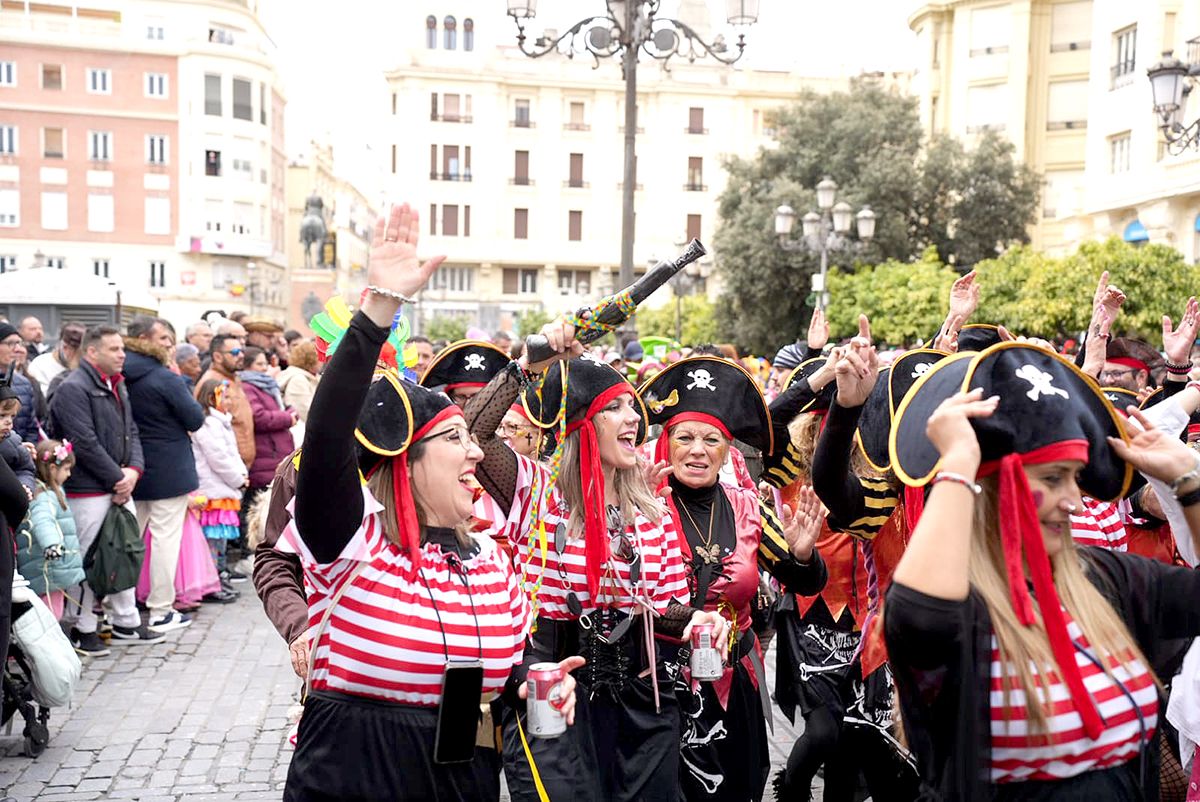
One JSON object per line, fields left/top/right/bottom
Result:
{"left": 295, "top": 202, "right": 444, "bottom": 563}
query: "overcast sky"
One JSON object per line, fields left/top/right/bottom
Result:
{"left": 261, "top": 0, "right": 917, "bottom": 193}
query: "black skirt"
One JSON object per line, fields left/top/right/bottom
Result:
{"left": 285, "top": 690, "right": 501, "bottom": 802}
{"left": 773, "top": 601, "right": 860, "bottom": 723}
{"left": 677, "top": 660, "right": 770, "bottom": 802}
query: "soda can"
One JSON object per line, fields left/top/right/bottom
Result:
{"left": 689, "top": 623, "right": 723, "bottom": 681}
{"left": 526, "top": 662, "right": 567, "bottom": 738}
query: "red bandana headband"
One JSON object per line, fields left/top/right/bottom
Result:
{"left": 368, "top": 404, "right": 463, "bottom": 580}
{"left": 1107, "top": 356, "right": 1149, "bottom": 373}
{"left": 564, "top": 383, "right": 635, "bottom": 600}
{"left": 976, "top": 438, "right": 1104, "bottom": 740}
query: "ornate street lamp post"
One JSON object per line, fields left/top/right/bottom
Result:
{"left": 1147, "top": 41, "right": 1200, "bottom": 154}
{"left": 774, "top": 177, "right": 875, "bottom": 311}
{"left": 507, "top": 0, "right": 758, "bottom": 336}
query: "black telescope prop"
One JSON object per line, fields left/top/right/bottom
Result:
{"left": 523, "top": 238, "right": 707, "bottom": 364}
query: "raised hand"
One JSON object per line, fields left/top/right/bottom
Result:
{"left": 1107, "top": 406, "right": 1199, "bottom": 484}
{"left": 640, "top": 457, "right": 674, "bottom": 499}
{"left": 933, "top": 313, "right": 963, "bottom": 353}
{"left": 523, "top": 315, "right": 585, "bottom": 373}
{"left": 807, "top": 307, "right": 830, "bottom": 351}
{"left": 1092, "top": 271, "right": 1126, "bottom": 317}
{"left": 1162, "top": 296, "right": 1200, "bottom": 367}
{"left": 366, "top": 203, "right": 446, "bottom": 305}
{"left": 834, "top": 315, "right": 879, "bottom": 408}
{"left": 948, "top": 270, "right": 980, "bottom": 323}
{"left": 780, "top": 485, "right": 825, "bottom": 562}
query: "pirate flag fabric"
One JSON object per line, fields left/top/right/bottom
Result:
{"left": 638, "top": 356, "right": 773, "bottom": 453}
{"left": 419, "top": 340, "right": 511, "bottom": 392}
{"left": 890, "top": 343, "right": 1130, "bottom": 743}
{"left": 956, "top": 323, "right": 1003, "bottom": 352}
{"left": 354, "top": 372, "right": 461, "bottom": 578}
{"left": 855, "top": 348, "right": 948, "bottom": 473}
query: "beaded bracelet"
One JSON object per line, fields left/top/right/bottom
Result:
{"left": 1165, "top": 360, "right": 1192, "bottom": 375}
{"left": 365, "top": 285, "right": 417, "bottom": 305}
{"left": 932, "top": 471, "right": 981, "bottom": 495}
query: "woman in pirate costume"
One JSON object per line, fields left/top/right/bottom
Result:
{"left": 421, "top": 340, "right": 513, "bottom": 408}
{"left": 461, "top": 319, "right": 728, "bottom": 802}
{"left": 280, "top": 203, "right": 580, "bottom": 802}
{"left": 638, "top": 356, "right": 829, "bottom": 801}
{"left": 886, "top": 342, "right": 1200, "bottom": 800}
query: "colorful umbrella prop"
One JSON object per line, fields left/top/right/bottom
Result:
{"left": 309, "top": 295, "right": 418, "bottom": 373}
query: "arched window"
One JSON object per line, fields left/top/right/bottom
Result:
{"left": 426, "top": 15, "right": 437, "bottom": 49}
{"left": 444, "top": 15, "right": 457, "bottom": 50}
{"left": 464, "top": 18, "right": 474, "bottom": 51}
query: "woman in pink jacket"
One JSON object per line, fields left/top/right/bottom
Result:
{"left": 239, "top": 346, "right": 297, "bottom": 490}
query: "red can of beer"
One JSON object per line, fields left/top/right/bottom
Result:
{"left": 526, "top": 662, "right": 567, "bottom": 738}
{"left": 689, "top": 623, "right": 723, "bottom": 681}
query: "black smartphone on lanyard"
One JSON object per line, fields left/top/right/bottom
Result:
{"left": 433, "top": 660, "right": 485, "bottom": 765}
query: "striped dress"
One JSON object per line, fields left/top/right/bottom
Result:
{"left": 1070, "top": 497, "right": 1129, "bottom": 552}
{"left": 280, "top": 486, "right": 530, "bottom": 706}
{"left": 989, "top": 609, "right": 1158, "bottom": 783}
{"left": 499, "top": 454, "right": 688, "bottom": 618}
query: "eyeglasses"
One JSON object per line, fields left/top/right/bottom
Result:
{"left": 224, "top": 348, "right": 244, "bottom": 356}
{"left": 0, "top": 338, "right": 20, "bottom": 348}
{"left": 423, "top": 425, "right": 480, "bottom": 453}
{"left": 1100, "top": 368, "right": 1137, "bottom": 381}
{"left": 496, "top": 422, "right": 533, "bottom": 438}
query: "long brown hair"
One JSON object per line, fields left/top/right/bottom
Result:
{"left": 969, "top": 476, "right": 1157, "bottom": 735}
{"left": 557, "top": 428, "right": 662, "bottom": 539}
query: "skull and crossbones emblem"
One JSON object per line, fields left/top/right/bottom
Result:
{"left": 910, "top": 362, "right": 932, "bottom": 380}
{"left": 463, "top": 353, "right": 487, "bottom": 371}
{"left": 1014, "top": 364, "right": 1069, "bottom": 402}
{"left": 686, "top": 369, "right": 717, "bottom": 391}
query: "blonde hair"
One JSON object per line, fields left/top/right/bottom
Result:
{"left": 969, "top": 476, "right": 1156, "bottom": 735}
{"left": 787, "top": 412, "right": 884, "bottom": 481}
{"left": 557, "top": 428, "right": 663, "bottom": 538}
{"left": 366, "top": 451, "right": 472, "bottom": 549}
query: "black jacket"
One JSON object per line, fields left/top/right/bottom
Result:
{"left": 884, "top": 548, "right": 1200, "bottom": 801}
{"left": 123, "top": 342, "right": 205, "bottom": 500}
{"left": 47, "top": 360, "right": 143, "bottom": 496}
{"left": 0, "top": 456, "right": 30, "bottom": 666}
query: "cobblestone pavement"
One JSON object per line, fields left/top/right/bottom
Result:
{"left": 0, "top": 594, "right": 814, "bottom": 801}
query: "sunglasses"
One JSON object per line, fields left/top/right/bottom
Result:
{"left": 224, "top": 348, "right": 244, "bottom": 356}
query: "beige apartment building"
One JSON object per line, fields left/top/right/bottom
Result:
{"left": 285, "top": 140, "right": 377, "bottom": 333}
{"left": 909, "top": 0, "right": 1093, "bottom": 254}
{"left": 384, "top": 1, "right": 886, "bottom": 335}
{"left": 1080, "top": 1, "right": 1200, "bottom": 260}
{"left": 0, "top": 0, "right": 287, "bottom": 330}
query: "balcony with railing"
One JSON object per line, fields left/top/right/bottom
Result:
{"left": 563, "top": 179, "right": 589, "bottom": 189}
{"left": 684, "top": 183, "right": 708, "bottom": 192}
{"left": 430, "top": 113, "right": 473, "bottom": 123}
{"left": 563, "top": 122, "right": 591, "bottom": 131}
{"left": 1189, "top": 36, "right": 1200, "bottom": 66}
{"left": 430, "top": 172, "right": 473, "bottom": 182}
{"left": 1110, "top": 60, "right": 1136, "bottom": 89}
{"left": 685, "top": 126, "right": 709, "bottom": 134}
{"left": 510, "top": 119, "right": 536, "bottom": 128}
{"left": 509, "top": 177, "right": 535, "bottom": 186}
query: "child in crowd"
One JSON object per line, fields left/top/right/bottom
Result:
{"left": 191, "top": 378, "right": 248, "bottom": 591}
{"left": 17, "top": 440, "right": 84, "bottom": 617}
{"left": 0, "top": 381, "right": 36, "bottom": 498}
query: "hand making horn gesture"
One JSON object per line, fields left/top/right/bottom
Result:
{"left": 834, "top": 315, "right": 879, "bottom": 408}
{"left": 361, "top": 202, "right": 446, "bottom": 326}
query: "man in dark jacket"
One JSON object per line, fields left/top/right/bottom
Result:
{"left": 125, "top": 316, "right": 205, "bottom": 633}
{"left": 0, "top": 323, "right": 40, "bottom": 442}
{"left": 48, "top": 324, "right": 162, "bottom": 654}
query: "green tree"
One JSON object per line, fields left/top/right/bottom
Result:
{"left": 515, "top": 308, "right": 553, "bottom": 337}
{"left": 973, "top": 238, "right": 1200, "bottom": 340}
{"left": 714, "top": 82, "right": 1040, "bottom": 355}
{"left": 424, "top": 316, "right": 467, "bottom": 343}
{"left": 637, "top": 295, "right": 719, "bottom": 346}
{"left": 826, "top": 247, "right": 958, "bottom": 345}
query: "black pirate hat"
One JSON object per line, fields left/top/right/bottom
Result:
{"left": 419, "top": 340, "right": 511, "bottom": 392}
{"left": 1103, "top": 386, "right": 1141, "bottom": 411}
{"left": 891, "top": 343, "right": 1129, "bottom": 743}
{"left": 855, "top": 349, "right": 948, "bottom": 472}
{"left": 1138, "top": 386, "right": 1165, "bottom": 410}
{"left": 529, "top": 353, "right": 647, "bottom": 441}
{"left": 638, "top": 356, "right": 772, "bottom": 453}
{"left": 783, "top": 355, "right": 836, "bottom": 415}
{"left": 956, "top": 323, "right": 1003, "bottom": 352}
{"left": 354, "top": 372, "right": 461, "bottom": 577}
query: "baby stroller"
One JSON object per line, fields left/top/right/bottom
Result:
{"left": 2, "top": 573, "right": 81, "bottom": 757}
{"left": 3, "top": 611, "right": 51, "bottom": 757}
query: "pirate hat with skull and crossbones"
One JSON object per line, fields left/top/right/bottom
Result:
{"left": 419, "top": 339, "right": 512, "bottom": 393}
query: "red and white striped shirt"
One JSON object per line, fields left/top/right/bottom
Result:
{"left": 280, "top": 486, "right": 529, "bottom": 706}
{"left": 1070, "top": 497, "right": 1129, "bottom": 552}
{"left": 497, "top": 454, "right": 688, "bottom": 619}
{"left": 989, "top": 608, "right": 1157, "bottom": 783}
